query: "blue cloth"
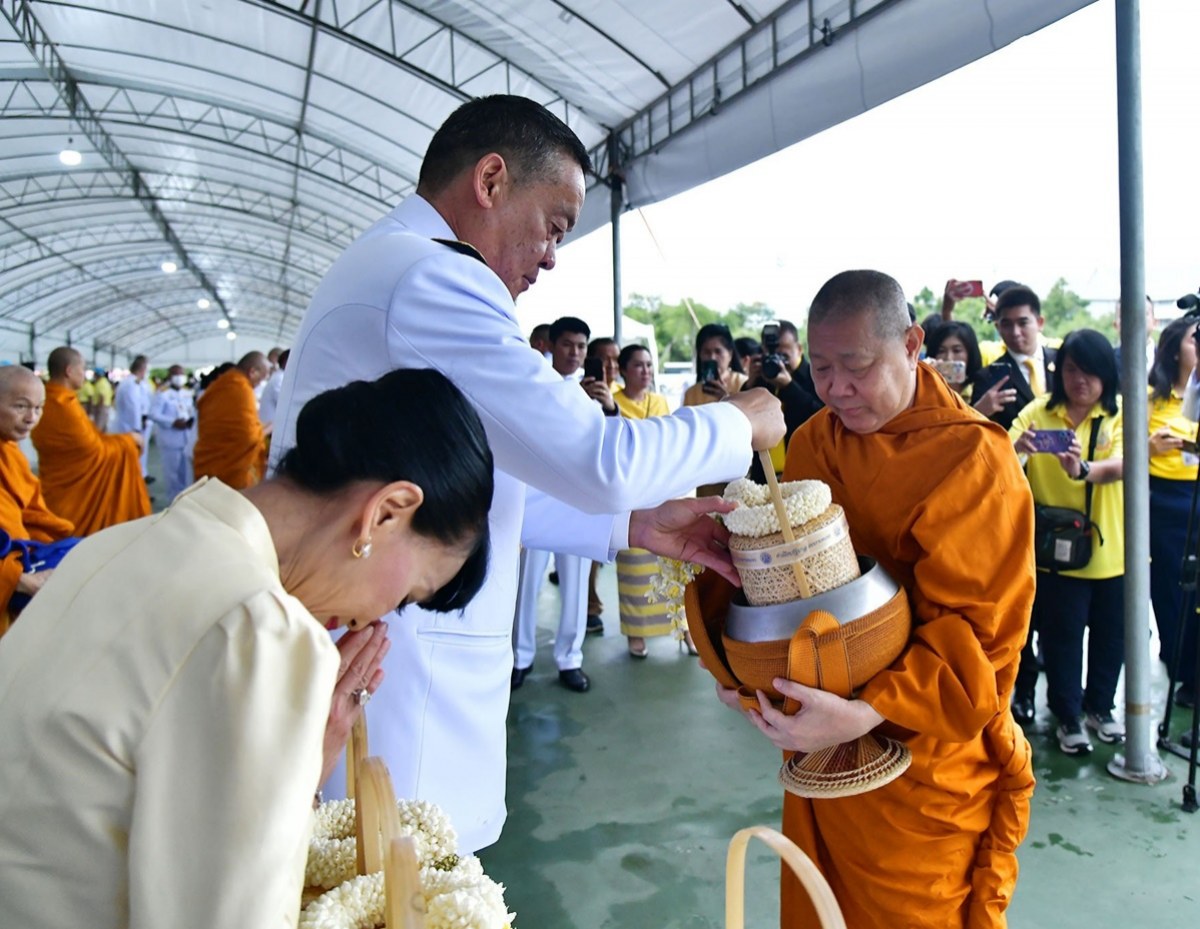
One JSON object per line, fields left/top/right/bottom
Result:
{"left": 1149, "top": 476, "right": 1198, "bottom": 692}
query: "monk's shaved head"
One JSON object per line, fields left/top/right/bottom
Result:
{"left": 47, "top": 347, "right": 83, "bottom": 379}
{"left": 0, "top": 365, "right": 43, "bottom": 398}
{"left": 808, "top": 270, "right": 911, "bottom": 342}
{"left": 237, "top": 351, "right": 269, "bottom": 376}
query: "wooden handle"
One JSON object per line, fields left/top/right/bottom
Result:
{"left": 725, "top": 826, "right": 845, "bottom": 929}
{"left": 346, "top": 714, "right": 368, "bottom": 800}
{"left": 354, "top": 757, "right": 400, "bottom": 876}
{"left": 758, "top": 452, "right": 812, "bottom": 598}
{"left": 385, "top": 836, "right": 426, "bottom": 929}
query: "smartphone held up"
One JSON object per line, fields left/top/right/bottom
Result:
{"left": 1026, "top": 430, "right": 1075, "bottom": 454}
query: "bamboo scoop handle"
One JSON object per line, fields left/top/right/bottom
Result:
{"left": 758, "top": 451, "right": 812, "bottom": 599}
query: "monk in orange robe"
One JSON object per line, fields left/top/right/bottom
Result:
{"left": 31, "top": 348, "right": 150, "bottom": 538}
{"left": 711, "top": 271, "right": 1035, "bottom": 929}
{"left": 193, "top": 352, "right": 271, "bottom": 489}
{"left": 0, "top": 366, "right": 75, "bottom": 633}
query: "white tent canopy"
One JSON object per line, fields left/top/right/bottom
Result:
{"left": 0, "top": 0, "right": 1092, "bottom": 365}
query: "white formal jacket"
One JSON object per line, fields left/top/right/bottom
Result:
{"left": 270, "top": 194, "right": 751, "bottom": 851}
{"left": 112, "top": 375, "right": 148, "bottom": 434}
{"left": 0, "top": 479, "right": 338, "bottom": 929}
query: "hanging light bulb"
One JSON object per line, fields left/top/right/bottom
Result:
{"left": 197, "top": 297, "right": 211, "bottom": 310}
{"left": 217, "top": 319, "right": 230, "bottom": 330}
{"left": 226, "top": 331, "right": 238, "bottom": 341}
{"left": 160, "top": 260, "right": 178, "bottom": 274}
{"left": 58, "top": 137, "right": 82, "bottom": 167}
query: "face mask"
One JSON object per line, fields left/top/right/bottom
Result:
{"left": 170, "top": 375, "right": 185, "bottom": 388}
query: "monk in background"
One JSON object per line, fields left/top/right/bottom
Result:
{"left": 714, "top": 270, "right": 1035, "bottom": 928}
{"left": 193, "top": 352, "right": 271, "bottom": 490}
{"left": 0, "top": 366, "right": 75, "bottom": 634}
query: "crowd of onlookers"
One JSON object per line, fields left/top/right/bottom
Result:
{"left": 520, "top": 278, "right": 1197, "bottom": 760}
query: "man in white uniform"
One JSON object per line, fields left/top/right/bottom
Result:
{"left": 512, "top": 316, "right": 595, "bottom": 693}
{"left": 148, "top": 365, "right": 196, "bottom": 502}
{"left": 112, "top": 355, "right": 150, "bottom": 477}
{"left": 270, "top": 95, "right": 782, "bottom": 852}
{"left": 258, "top": 347, "right": 286, "bottom": 425}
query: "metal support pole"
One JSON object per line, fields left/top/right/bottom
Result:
{"left": 608, "top": 133, "right": 624, "bottom": 345}
{"left": 1109, "top": 0, "right": 1168, "bottom": 785}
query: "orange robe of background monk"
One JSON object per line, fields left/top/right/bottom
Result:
{"left": 193, "top": 354, "right": 270, "bottom": 490}
{"left": 0, "top": 441, "right": 74, "bottom": 614}
{"left": 32, "top": 381, "right": 150, "bottom": 537}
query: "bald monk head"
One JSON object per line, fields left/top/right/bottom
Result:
{"left": 806, "top": 270, "right": 923, "bottom": 435}
{"left": 236, "top": 352, "right": 271, "bottom": 390}
{"left": 0, "top": 366, "right": 46, "bottom": 443}
{"left": 46, "top": 347, "right": 87, "bottom": 391}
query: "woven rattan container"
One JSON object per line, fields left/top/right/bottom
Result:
{"left": 728, "top": 504, "right": 860, "bottom": 606}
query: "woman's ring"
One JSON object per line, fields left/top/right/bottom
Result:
{"left": 352, "top": 688, "right": 371, "bottom": 707}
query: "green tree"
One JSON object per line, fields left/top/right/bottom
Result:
{"left": 624, "top": 294, "right": 782, "bottom": 365}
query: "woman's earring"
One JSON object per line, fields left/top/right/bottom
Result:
{"left": 352, "top": 537, "right": 373, "bottom": 560}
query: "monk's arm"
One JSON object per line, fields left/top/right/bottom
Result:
{"left": 856, "top": 447, "right": 1035, "bottom": 742}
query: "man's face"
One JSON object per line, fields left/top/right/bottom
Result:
{"left": 995, "top": 305, "right": 1043, "bottom": 357}
{"left": 551, "top": 332, "right": 588, "bottom": 376}
{"left": 777, "top": 330, "right": 802, "bottom": 371}
{"left": 808, "top": 313, "right": 921, "bottom": 434}
{"left": 596, "top": 342, "right": 620, "bottom": 384}
{"left": 475, "top": 156, "right": 585, "bottom": 300}
{"left": 0, "top": 377, "right": 45, "bottom": 442}
{"left": 67, "top": 359, "right": 87, "bottom": 391}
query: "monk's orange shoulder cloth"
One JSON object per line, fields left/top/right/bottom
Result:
{"left": 193, "top": 370, "right": 266, "bottom": 490}
{"left": 0, "top": 440, "right": 75, "bottom": 624}
{"left": 769, "top": 364, "right": 1036, "bottom": 929}
{"left": 30, "top": 382, "right": 150, "bottom": 538}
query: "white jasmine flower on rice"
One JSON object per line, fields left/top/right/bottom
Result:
{"left": 722, "top": 479, "right": 831, "bottom": 538}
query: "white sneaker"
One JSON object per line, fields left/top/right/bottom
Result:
{"left": 1084, "top": 711, "right": 1125, "bottom": 744}
{"left": 1056, "top": 718, "right": 1093, "bottom": 755}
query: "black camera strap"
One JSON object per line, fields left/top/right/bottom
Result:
{"left": 1084, "top": 416, "right": 1103, "bottom": 544}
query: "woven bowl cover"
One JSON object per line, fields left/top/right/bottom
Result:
{"left": 728, "top": 504, "right": 860, "bottom": 606}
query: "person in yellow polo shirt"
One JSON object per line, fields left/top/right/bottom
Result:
{"left": 1010, "top": 329, "right": 1125, "bottom": 755}
{"left": 1147, "top": 317, "right": 1199, "bottom": 709}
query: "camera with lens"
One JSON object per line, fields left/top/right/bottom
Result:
{"left": 761, "top": 322, "right": 787, "bottom": 379}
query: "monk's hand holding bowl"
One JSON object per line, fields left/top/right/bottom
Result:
{"left": 15, "top": 570, "right": 53, "bottom": 597}
{"left": 748, "top": 680, "right": 884, "bottom": 755}
{"left": 319, "top": 620, "right": 391, "bottom": 789}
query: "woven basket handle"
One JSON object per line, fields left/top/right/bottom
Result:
{"left": 725, "top": 826, "right": 846, "bottom": 929}
{"left": 354, "top": 757, "right": 427, "bottom": 928}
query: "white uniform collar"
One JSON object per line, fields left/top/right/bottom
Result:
{"left": 390, "top": 194, "right": 456, "bottom": 239}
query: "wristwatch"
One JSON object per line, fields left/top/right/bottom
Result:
{"left": 1074, "top": 460, "right": 1091, "bottom": 481}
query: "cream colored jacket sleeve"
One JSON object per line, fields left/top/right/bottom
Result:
{"left": 128, "top": 590, "right": 337, "bottom": 929}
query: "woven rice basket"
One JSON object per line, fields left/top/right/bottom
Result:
{"left": 728, "top": 504, "right": 859, "bottom": 606}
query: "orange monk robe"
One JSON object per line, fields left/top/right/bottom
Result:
{"left": 30, "top": 383, "right": 151, "bottom": 538}
{"left": 193, "top": 369, "right": 267, "bottom": 490}
{"left": 0, "top": 440, "right": 75, "bottom": 631}
{"left": 779, "top": 364, "right": 1036, "bottom": 929}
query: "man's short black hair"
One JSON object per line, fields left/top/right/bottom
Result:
{"left": 993, "top": 285, "right": 1042, "bottom": 319}
{"left": 775, "top": 320, "right": 800, "bottom": 342}
{"left": 417, "top": 95, "right": 593, "bottom": 194}
{"left": 549, "top": 316, "right": 590, "bottom": 343}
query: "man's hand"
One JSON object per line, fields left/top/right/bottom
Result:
{"left": 747, "top": 680, "right": 884, "bottom": 754}
{"left": 319, "top": 620, "right": 391, "bottom": 790}
{"left": 941, "top": 279, "right": 975, "bottom": 320}
{"left": 15, "top": 569, "right": 53, "bottom": 597}
{"left": 172, "top": 417, "right": 190, "bottom": 429}
{"left": 581, "top": 377, "right": 616, "bottom": 412}
{"left": 725, "top": 387, "right": 785, "bottom": 451}
{"left": 1150, "top": 427, "right": 1184, "bottom": 457}
{"left": 628, "top": 497, "right": 740, "bottom": 586}
{"left": 973, "top": 375, "right": 1016, "bottom": 417}
{"left": 129, "top": 431, "right": 144, "bottom": 450}
{"left": 763, "top": 367, "right": 793, "bottom": 390}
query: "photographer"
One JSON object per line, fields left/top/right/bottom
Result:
{"left": 744, "top": 320, "right": 823, "bottom": 481}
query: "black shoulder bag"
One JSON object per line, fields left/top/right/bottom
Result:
{"left": 1033, "top": 417, "right": 1105, "bottom": 572}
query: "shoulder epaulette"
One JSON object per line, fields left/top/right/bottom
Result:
{"left": 432, "top": 238, "right": 486, "bottom": 265}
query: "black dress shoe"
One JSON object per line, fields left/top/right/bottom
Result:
{"left": 1012, "top": 695, "right": 1035, "bottom": 726}
{"left": 510, "top": 666, "right": 532, "bottom": 690}
{"left": 558, "top": 668, "right": 591, "bottom": 692}
{"left": 585, "top": 614, "right": 604, "bottom": 636}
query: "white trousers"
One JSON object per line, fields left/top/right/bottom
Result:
{"left": 513, "top": 548, "right": 587, "bottom": 671}
{"left": 159, "top": 442, "right": 193, "bottom": 503}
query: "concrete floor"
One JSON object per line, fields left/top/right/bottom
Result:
{"left": 480, "top": 563, "right": 1200, "bottom": 929}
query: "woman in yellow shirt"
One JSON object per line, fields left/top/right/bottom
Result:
{"left": 1147, "top": 317, "right": 1198, "bottom": 708}
{"left": 682, "top": 323, "right": 746, "bottom": 497}
{"left": 1010, "top": 329, "right": 1124, "bottom": 756}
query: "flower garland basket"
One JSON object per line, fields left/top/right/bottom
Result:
{"left": 725, "top": 826, "right": 845, "bottom": 929}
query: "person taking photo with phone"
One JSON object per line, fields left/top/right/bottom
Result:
{"left": 742, "top": 319, "right": 823, "bottom": 481}
{"left": 1009, "top": 329, "right": 1125, "bottom": 755}
{"left": 683, "top": 323, "right": 747, "bottom": 497}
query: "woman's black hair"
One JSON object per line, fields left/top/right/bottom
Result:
{"left": 1047, "top": 329, "right": 1120, "bottom": 417}
{"left": 734, "top": 337, "right": 761, "bottom": 360}
{"left": 276, "top": 368, "right": 494, "bottom": 613}
{"left": 1149, "top": 316, "right": 1196, "bottom": 402}
{"left": 617, "top": 343, "right": 651, "bottom": 371}
{"left": 925, "top": 321, "right": 984, "bottom": 382}
{"left": 693, "top": 323, "right": 743, "bottom": 381}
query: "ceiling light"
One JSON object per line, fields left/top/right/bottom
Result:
{"left": 58, "top": 138, "right": 81, "bottom": 167}
{"left": 161, "top": 260, "right": 178, "bottom": 274}
{"left": 197, "top": 297, "right": 211, "bottom": 310}
{"left": 217, "top": 319, "right": 230, "bottom": 330}
{"left": 226, "top": 331, "right": 238, "bottom": 341}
